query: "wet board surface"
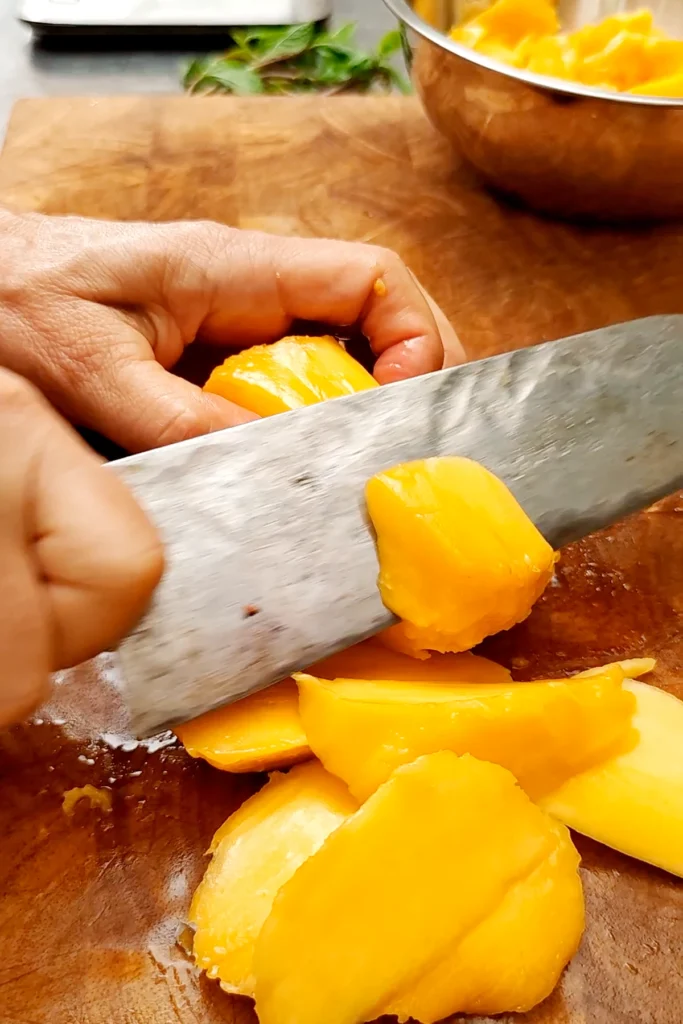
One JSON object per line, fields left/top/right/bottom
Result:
{"left": 0, "top": 95, "right": 681, "bottom": 1024}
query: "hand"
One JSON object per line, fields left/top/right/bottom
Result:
{"left": 0, "top": 209, "right": 464, "bottom": 453}
{"left": 0, "top": 370, "right": 163, "bottom": 727}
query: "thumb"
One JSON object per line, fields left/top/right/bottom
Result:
{"left": 57, "top": 353, "right": 258, "bottom": 454}
{"left": 112, "top": 360, "right": 259, "bottom": 453}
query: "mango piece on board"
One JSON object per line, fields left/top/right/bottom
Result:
{"left": 203, "top": 335, "right": 377, "bottom": 416}
{"left": 190, "top": 760, "right": 356, "bottom": 996}
{"left": 296, "top": 663, "right": 636, "bottom": 801}
{"left": 253, "top": 752, "right": 584, "bottom": 1024}
{"left": 308, "top": 637, "right": 511, "bottom": 683}
{"left": 541, "top": 677, "right": 683, "bottom": 878}
{"left": 175, "top": 679, "right": 310, "bottom": 773}
{"left": 365, "top": 457, "right": 557, "bottom": 657}
{"left": 389, "top": 814, "right": 583, "bottom": 1019}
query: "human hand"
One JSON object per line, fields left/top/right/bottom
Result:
{"left": 0, "top": 208, "right": 464, "bottom": 454}
{"left": 0, "top": 370, "right": 163, "bottom": 727}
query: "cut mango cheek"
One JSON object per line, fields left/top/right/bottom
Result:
{"left": 295, "top": 664, "right": 636, "bottom": 802}
{"left": 540, "top": 678, "right": 683, "bottom": 878}
{"left": 366, "top": 457, "right": 557, "bottom": 657}
{"left": 203, "top": 335, "right": 377, "bottom": 416}
{"left": 175, "top": 679, "right": 310, "bottom": 773}
{"left": 189, "top": 761, "right": 357, "bottom": 996}
{"left": 253, "top": 752, "right": 584, "bottom": 1024}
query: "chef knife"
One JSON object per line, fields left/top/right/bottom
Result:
{"left": 111, "top": 313, "right": 683, "bottom": 736}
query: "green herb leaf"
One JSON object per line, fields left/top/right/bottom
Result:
{"left": 182, "top": 20, "right": 411, "bottom": 97}
{"left": 377, "top": 29, "right": 403, "bottom": 58}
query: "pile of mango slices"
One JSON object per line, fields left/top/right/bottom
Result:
{"left": 450, "top": 0, "right": 683, "bottom": 97}
{"left": 173, "top": 336, "right": 683, "bottom": 1024}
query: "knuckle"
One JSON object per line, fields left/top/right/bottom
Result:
{"left": 153, "top": 403, "right": 207, "bottom": 448}
{"left": 0, "top": 368, "right": 42, "bottom": 410}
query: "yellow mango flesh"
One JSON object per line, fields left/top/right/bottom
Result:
{"left": 366, "top": 457, "right": 556, "bottom": 657}
{"left": 308, "top": 637, "right": 512, "bottom": 683}
{"left": 450, "top": 0, "right": 683, "bottom": 96}
{"left": 389, "top": 819, "right": 583, "bottom": 1019}
{"left": 175, "top": 679, "right": 310, "bottom": 773}
{"left": 190, "top": 761, "right": 357, "bottom": 996}
{"left": 296, "top": 665, "right": 635, "bottom": 801}
{"left": 175, "top": 642, "right": 508, "bottom": 773}
{"left": 541, "top": 678, "right": 683, "bottom": 877}
{"left": 253, "top": 752, "right": 583, "bottom": 1024}
{"left": 203, "top": 335, "right": 377, "bottom": 416}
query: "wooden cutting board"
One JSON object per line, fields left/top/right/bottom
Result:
{"left": 0, "top": 95, "right": 681, "bottom": 1024}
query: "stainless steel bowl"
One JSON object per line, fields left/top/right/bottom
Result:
{"left": 383, "top": 0, "right": 683, "bottom": 220}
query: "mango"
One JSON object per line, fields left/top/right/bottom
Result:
{"left": 389, "top": 819, "right": 583, "bottom": 1019}
{"left": 176, "top": 642, "right": 508, "bottom": 773}
{"left": 203, "top": 335, "right": 377, "bottom": 416}
{"left": 175, "top": 679, "right": 310, "bottom": 773}
{"left": 190, "top": 760, "right": 357, "bottom": 995}
{"left": 308, "top": 636, "right": 511, "bottom": 683}
{"left": 541, "top": 677, "right": 683, "bottom": 878}
{"left": 365, "top": 457, "right": 556, "bottom": 657}
{"left": 253, "top": 752, "right": 584, "bottom": 1024}
{"left": 450, "top": 0, "right": 683, "bottom": 96}
{"left": 296, "top": 663, "right": 635, "bottom": 801}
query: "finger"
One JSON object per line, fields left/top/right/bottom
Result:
{"left": 0, "top": 370, "right": 164, "bottom": 677}
{"left": 374, "top": 276, "right": 466, "bottom": 383}
{"left": 17, "top": 303, "right": 258, "bottom": 453}
{"left": 65, "top": 225, "right": 449, "bottom": 381}
{"left": 72, "top": 356, "right": 258, "bottom": 454}
{"left": 0, "top": 505, "right": 51, "bottom": 726}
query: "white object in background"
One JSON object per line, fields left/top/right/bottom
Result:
{"left": 19, "top": 0, "right": 332, "bottom": 29}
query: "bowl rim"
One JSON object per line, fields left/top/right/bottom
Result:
{"left": 382, "top": 0, "right": 683, "bottom": 106}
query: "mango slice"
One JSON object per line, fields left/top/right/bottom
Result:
{"left": 175, "top": 679, "right": 310, "bottom": 773}
{"left": 308, "top": 637, "right": 511, "bottom": 683}
{"left": 204, "top": 335, "right": 377, "bottom": 416}
{"left": 450, "top": 0, "right": 683, "bottom": 97}
{"left": 541, "top": 678, "right": 683, "bottom": 878}
{"left": 296, "top": 664, "right": 635, "bottom": 801}
{"left": 366, "top": 457, "right": 556, "bottom": 657}
{"left": 389, "top": 818, "right": 583, "bottom": 1019}
{"left": 190, "top": 760, "right": 357, "bottom": 996}
{"left": 176, "top": 642, "right": 508, "bottom": 773}
{"left": 253, "top": 752, "right": 584, "bottom": 1024}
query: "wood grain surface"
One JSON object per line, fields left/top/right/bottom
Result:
{"left": 0, "top": 95, "right": 681, "bottom": 1024}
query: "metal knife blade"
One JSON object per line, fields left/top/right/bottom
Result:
{"left": 111, "top": 314, "right": 683, "bottom": 736}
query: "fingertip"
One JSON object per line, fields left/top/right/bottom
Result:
{"left": 373, "top": 337, "right": 442, "bottom": 385}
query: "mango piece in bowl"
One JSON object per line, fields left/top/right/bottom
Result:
{"left": 451, "top": 0, "right": 683, "bottom": 97}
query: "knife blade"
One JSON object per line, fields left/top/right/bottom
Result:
{"left": 111, "top": 314, "right": 683, "bottom": 736}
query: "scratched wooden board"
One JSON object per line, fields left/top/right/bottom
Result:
{"left": 0, "top": 96, "right": 681, "bottom": 1024}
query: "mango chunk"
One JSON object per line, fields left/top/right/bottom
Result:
{"left": 450, "top": 0, "right": 683, "bottom": 96}
{"left": 366, "top": 457, "right": 556, "bottom": 656}
{"left": 308, "top": 637, "right": 511, "bottom": 683}
{"left": 203, "top": 335, "right": 377, "bottom": 416}
{"left": 389, "top": 816, "right": 583, "bottom": 1019}
{"left": 175, "top": 679, "right": 309, "bottom": 773}
{"left": 253, "top": 752, "right": 584, "bottom": 1024}
{"left": 296, "top": 664, "right": 635, "bottom": 801}
{"left": 541, "top": 678, "right": 683, "bottom": 878}
{"left": 190, "top": 760, "right": 357, "bottom": 995}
